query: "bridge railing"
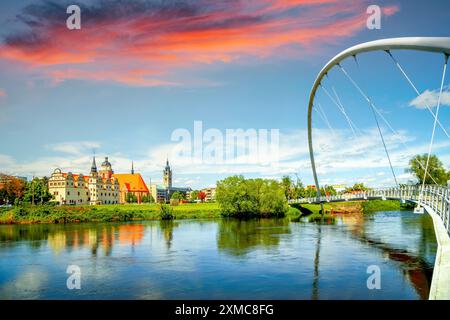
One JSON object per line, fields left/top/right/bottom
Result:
{"left": 291, "top": 185, "right": 450, "bottom": 234}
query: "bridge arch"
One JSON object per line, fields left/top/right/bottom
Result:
{"left": 307, "top": 37, "right": 450, "bottom": 202}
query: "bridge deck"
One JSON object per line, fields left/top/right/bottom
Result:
{"left": 422, "top": 203, "right": 450, "bottom": 300}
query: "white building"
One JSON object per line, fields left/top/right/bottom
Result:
{"left": 48, "top": 157, "right": 120, "bottom": 205}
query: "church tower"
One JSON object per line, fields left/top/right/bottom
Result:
{"left": 99, "top": 157, "right": 113, "bottom": 179}
{"left": 163, "top": 158, "right": 172, "bottom": 189}
{"left": 90, "top": 156, "right": 98, "bottom": 177}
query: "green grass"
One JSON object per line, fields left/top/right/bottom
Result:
{"left": 361, "top": 199, "right": 414, "bottom": 213}
{"left": 288, "top": 199, "right": 412, "bottom": 222}
{"left": 0, "top": 202, "right": 221, "bottom": 224}
{"left": 0, "top": 199, "right": 412, "bottom": 225}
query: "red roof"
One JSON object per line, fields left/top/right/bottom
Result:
{"left": 113, "top": 174, "right": 149, "bottom": 193}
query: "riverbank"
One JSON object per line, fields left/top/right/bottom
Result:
{"left": 0, "top": 199, "right": 414, "bottom": 225}
{"left": 0, "top": 203, "right": 221, "bottom": 224}
{"left": 292, "top": 199, "right": 414, "bottom": 217}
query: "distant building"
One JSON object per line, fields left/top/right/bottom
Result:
{"left": 114, "top": 173, "right": 150, "bottom": 204}
{"left": 150, "top": 183, "right": 168, "bottom": 203}
{"left": 201, "top": 187, "right": 216, "bottom": 202}
{"left": 163, "top": 158, "right": 172, "bottom": 189}
{"left": 48, "top": 157, "right": 120, "bottom": 205}
{"left": 150, "top": 159, "right": 191, "bottom": 202}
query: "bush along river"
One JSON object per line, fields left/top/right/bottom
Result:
{"left": 0, "top": 209, "right": 437, "bottom": 299}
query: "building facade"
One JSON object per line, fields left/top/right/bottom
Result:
{"left": 97, "top": 157, "right": 151, "bottom": 204}
{"left": 48, "top": 157, "right": 120, "bottom": 205}
{"left": 114, "top": 172, "right": 150, "bottom": 204}
{"left": 201, "top": 187, "right": 216, "bottom": 202}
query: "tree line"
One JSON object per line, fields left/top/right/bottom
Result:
{"left": 0, "top": 175, "right": 52, "bottom": 206}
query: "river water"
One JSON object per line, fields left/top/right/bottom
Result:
{"left": 0, "top": 211, "right": 437, "bottom": 299}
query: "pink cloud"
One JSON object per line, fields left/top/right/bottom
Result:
{"left": 383, "top": 5, "right": 400, "bottom": 16}
{"left": 0, "top": 0, "right": 400, "bottom": 87}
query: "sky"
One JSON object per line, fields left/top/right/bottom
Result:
{"left": 0, "top": 0, "right": 449, "bottom": 189}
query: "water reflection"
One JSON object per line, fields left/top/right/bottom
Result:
{"left": 0, "top": 223, "right": 148, "bottom": 256}
{"left": 334, "top": 211, "right": 436, "bottom": 299}
{"left": 312, "top": 224, "right": 321, "bottom": 300}
{"left": 216, "top": 219, "right": 291, "bottom": 256}
{"left": 0, "top": 211, "right": 438, "bottom": 300}
{"left": 158, "top": 221, "right": 179, "bottom": 249}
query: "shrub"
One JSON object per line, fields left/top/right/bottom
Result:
{"left": 159, "top": 204, "right": 174, "bottom": 220}
{"left": 287, "top": 206, "right": 301, "bottom": 217}
{"left": 13, "top": 206, "right": 28, "bottom": 219}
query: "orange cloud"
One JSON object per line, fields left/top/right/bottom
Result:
{"left": 0, "top": 0, "right": 399, "bottom": 87}
{"left": 0, "top": 89, "right": 6, "bottom": 97}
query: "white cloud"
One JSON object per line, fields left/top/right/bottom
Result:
{"left": 2, "top": 127, "right": 450, "bottom": 189}
{"left": 45, "top": 141, "right": 101, "bottom": 155}
{"left": 409, "top": 86, "right": 450, "bottom": 109}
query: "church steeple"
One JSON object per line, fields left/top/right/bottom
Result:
{"left": 91, "top": 156, "right": 97, "bottom": 173}
{"left": 131, "top": 161, "right": 135, "bottom": 175}
{"left": 163, "top": 158, "right": 172, "bottom": 189}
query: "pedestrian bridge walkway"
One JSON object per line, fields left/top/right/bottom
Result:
{"left": 292, "top": 185, "right": 450, "bottom": 299}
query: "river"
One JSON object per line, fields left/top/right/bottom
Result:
{"left": 0, "top": 210, "right": 437, "bottom": 299}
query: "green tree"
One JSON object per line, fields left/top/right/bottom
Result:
{"left": 292, "top": 179, "right": 305, "bottom": 199}
{"left": 125, "top": 192, "right": 138, "bottom": 203}
{"left": 23, "top": 177, "right": 53, "bottom": 205}
{"left": 345, "top": 183, "right": 369, "bottom": 193}
{"left": 281, "top": 175, "right": 293, "bottom": 200}
{"left": 216, "top": 175, "right": 289, "bottom": 218}
{"left": 0, "top": 188, "right": 7, "bottom": 205}
{"left": 141, "top": 194, "right": 154, "bottom": 203}
{"left": 407, "top": 154, "right": 449, "bottom": 185}
{"left": 190, "top": 190, "right": 199, "bottom": 201}
{"left": 304, "top": 185, "right": 318, "bottom": 198}
{"left": 171, "top": 191, "right": 184, "bottom": 200}
{"left": 322, "top": 185, "right": 337, "bottom": 196}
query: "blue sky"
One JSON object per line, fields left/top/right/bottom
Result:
{"left": 0, "top": 0, "right": 449, "bottom": 189}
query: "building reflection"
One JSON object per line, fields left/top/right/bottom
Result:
{"left": 119, "top": 224, "right": 144, "bottom": 246}
{"left": 0, "top": 223, "right": 147, "bottom": 256}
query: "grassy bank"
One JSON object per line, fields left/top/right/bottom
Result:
{"left": 0, "top": 199, "right": 414, "bottom": 225}
{"left": 361, "top": 199, "right": 415, "bottom": 213}
{"left": 0, "top": 202, "right": 221, "bottom": 224}
{"left": 288, "top": 199, "right": 414, "bottom": 222}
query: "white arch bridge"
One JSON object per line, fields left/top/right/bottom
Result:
{"left": 305, "top": 37, "right": 450, "bottom": 300}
